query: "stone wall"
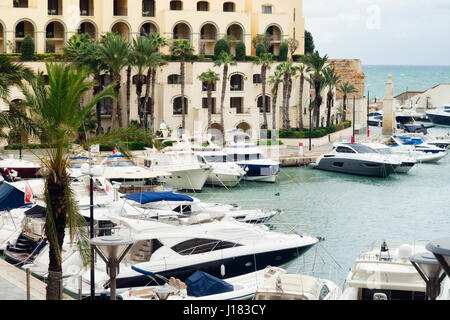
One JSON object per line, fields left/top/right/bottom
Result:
{"left": 329, "top": 59, "right": 366, "bottom": 99}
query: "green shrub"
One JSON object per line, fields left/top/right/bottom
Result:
{"left": 255, "top": 43, "right": 266, "bottom": 57}
{"left": 21, "top": 35, "right": 35, "bottom": 61}
{"left": 235, "top": 41, "right": 246, "bottom": 61}
{"left": 214, "top": 39, "right": 230, "bottom": 60}
{"left": 278, "top": 42, "right": 289, "bottom": 61}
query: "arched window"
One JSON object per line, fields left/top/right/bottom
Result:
{"left": 173, "top": 22, "right": 190, "bottom": 40}
{"left": 197, "top": 1, "right": 209, "bottom": 11}
{"left": 15, "top": 20, "right": 35, "bottom": 53}
{"left": 45, "top": 21, "right": 65, "bottom": 53}
{"left": 170, "top": 1, "right": 183, "bottom": 10}
{"left": 168, "top": 74, "right": 181, "bottom": 84}
{"left": 230, "top": 74, "right": 243, "bottom": 91}
{"left": 223, "top": 2, "right": 235, "bottom": 12}
{"left": 173, "top": 97, "right": 188, "bottom": 115}
{"left": 78, "top": 21, "right": 97, "bottom": 39}
{"left": 140, "top": 22, "right": 158, "bottom": 36}
{"left": 111, "top": 21, "right": 130, "bottom": 41}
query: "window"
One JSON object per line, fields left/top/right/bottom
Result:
{"left": 230, "top": 97, "right": 243, "bottom": 113}
{"left": 262, "top": 5, "right": 272, "bottom": 14}
{"left": 168, "top": 74, "right": 181, "bottom": 84}
{"left": 48, "top": 0, "right": 62, "bottom": 15}
{"left": 257, "top": 96, "right": 271, "bottom": 113}
{"left": 80, "top": 0, "right": 94, "bottom": 16}
{"left": 202, "top": 82, "right": 216, "bottom": 91}
{"left": 223, "top": 2, "right": 235, "bottom": 12}
{"left": 113, "top": 0, "right": 128, "bottom": 16}
{"left": 197, "top": 1, "right": 209, "bottom": 11}
{"left": 230, "top": 74, "right": 243, "bottom": 91}
{"left": 335, "top": 147, "right": 356, "bottom": 154}
{"left": 142, "top": 0, "right": 155, "bottom": 17}
{"left": 171, "top": 238, "right": 240, "bottom": 255}
{"left": 170, "top": 0, "right": 182, "bottom": 10}
{"left": 173, "top": 97, "right": 188, "bottom": 115}
{"left": 99, "top": 98, "right": 113, "bottom": 115}
{"left": 253, "top": 74, "right": 262, "bottom": 84}
{"left": 13, "top": 0, "right": 28, "bottom": 8}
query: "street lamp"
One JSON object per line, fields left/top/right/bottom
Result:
{"left": 409, "top": 251, "right": 445, "bottom": 300}
{"left": 309, "top": 94, "right": 312, "bottom": 151}
{"left": 352, "top": 96, "right": 356, "bottom": 144}
{"left": 89, "top": 235, "right": 135, "bottom": 300}
{"left": 426, "top": 237, "right": 450, "bottom": 279}
{"left": 80, "top": 162, "right": 104, "bottom": 300}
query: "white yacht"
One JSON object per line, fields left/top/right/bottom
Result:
{"left": 0, "top": 155, "right": 41, "bottom": 179}
{"left": 118, "top": 266, "right": 286, "bottom": 300}
{"left": 426, "top": 103, "right": 450, "bottom": 126}
{"left": 341, "top": 242, "right": 428, "bottom": 300}
{"left": 191, "top": 146, "right": 246, "bottom": 188}
{"left": 311, "top": 143, "right": 401, "bottom": 177}
{"left": 223, "top": 142, "right": 280, "bottom": 183}
{"left": 62, "top": 216, "right": 319, "bottom": 296}
{"left": 120, "top": 191, "right": 283, "bottom": 224}
{"left": 385, "top": 136, "right": 447, "bottom": 163}
{"left": 140, "top": 149, "right": 212, "bottom": 191}
{"left": 361, "top": 142, "right": 416, "bottom": 173}
{"left": 254, "top": 272, "right": 342, "bottom": 300}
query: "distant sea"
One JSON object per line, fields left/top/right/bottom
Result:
{"left": 363, "top": 65, "right": 450, "bottom": 99}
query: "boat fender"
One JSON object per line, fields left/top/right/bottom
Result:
{"left": 220, "top": 264, "right": 225, "bottom": 277}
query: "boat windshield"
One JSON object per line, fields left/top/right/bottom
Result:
{"left": 199, "top": 155, "right": 227, "bottom": 163}
{"left": 108, "top": 161, "right": 136, "bottom": 167}
{"left": 374, "top": 148, "right": 393, "bottom": 155}
{"left": 347, "top": 144, "right": 378, "bottom": 154}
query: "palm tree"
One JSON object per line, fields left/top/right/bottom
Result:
{"left": 338, "top": 81, "right": 358, "bottom": 122}
{"left": 301, "top": 51, "right": 328, "bottom": 129}
{"left": 214, "top": 52, "right": 237, "bottom": 140}
{"left": 296, "top": 64, "right": 309, "bottom": 130}
{"left": 171, "top": 39, "right": 194, "bottom": 130}
{"left": 268, "top": 69, "right": 283, "bottom": 138}
{"left": 99, "top": 33, "right": 131, "bottom": 129}
{"left": 198, "top": 69, "right": 220, "bottom": 130}
{"left": 254, "top": 53, "right": 274, "bottom": 129}
{"left": 323, "top": 67, "right": 341, "bottom": 127}
{"left": 19, "top": 64, "right": 115, "bottom": 300}
{"left": 0, "top": 56, "right": 35, "bottom": 131}
{"left": 278, "top": 61, "right": 296, "bottom": 130}
{"left": 64, "top": 34, "right": 107, "bottom": 135}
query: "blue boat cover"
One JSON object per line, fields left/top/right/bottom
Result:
{"left": 122, "top": 192, "right": 193, "bottom": 204}
{"left": 0, "top": 183, "right": 26, "bottom": 211}
{"left": 186, "top": 271, "right": 234, "bottom": 298}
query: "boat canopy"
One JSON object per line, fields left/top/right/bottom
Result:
{"left": 185, "top": 271, "right": 234, "bottom": 297}
{"left": 122, "top": 192, "right": 194, "bottom": 204}
{"left": 0, "top": 183, "right": 27, "bottom": 211}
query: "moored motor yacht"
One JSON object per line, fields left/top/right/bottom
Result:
{"left": 311, "top": 143, "right": 401, "bottom": 177}
{"left": 385, "top": 136, "right": 447, "bottom": 163}
{"left": 426, "top": 103, "right": 450, "bottom": 126}
{"left": 341, "top": 242, "right": 428, "bottom": 300}
{"left": 62, "top": 216, "right": 319, "bottom": 296}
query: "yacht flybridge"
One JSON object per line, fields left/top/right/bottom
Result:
{"left": 311, "top": 143, "right": 401, "bottom": 177}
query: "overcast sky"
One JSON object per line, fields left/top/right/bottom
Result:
{"left": 303, "top": 0, "right": 450, "bottom": 66}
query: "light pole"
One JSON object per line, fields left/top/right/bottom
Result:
{"left": 409, "top": 251, "right": 445, "bottom": 300}
{"left": 367, "top": 91, "right": 370, "bottom": 137}
{"left": 352, "top": 96, "right": 356, "bottom": 144}
{"left": 89, "top": 235, "right": 134, "bottom": 300}
{"left": 309, "top": 94, "right": 312, "bottom": 151}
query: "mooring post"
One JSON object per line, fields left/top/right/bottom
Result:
{"left": 26, "top": 268, "right": 31, "bottom": 300}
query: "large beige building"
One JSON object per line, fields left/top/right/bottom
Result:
{"left": 0, "top": 0, "right": 354, "bottom": 141}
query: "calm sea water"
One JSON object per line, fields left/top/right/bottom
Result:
{"left": 363, "top": 65, "right": 450, "bottom": 99}
{"left": 188, "top": 127, "right": 450, "bottom": 288}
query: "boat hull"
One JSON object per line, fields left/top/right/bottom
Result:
{"left": 3, "top": 167, "right": 40, "bottom": 179}
{"left": 157, "top": 168, "right": 212, "bottom": 191}
{"left": 112, "top": 244, "right": 316, "bottom": 290}
{"left": 316, "top": 157, "right": 398, "bottom": 177}
{"left": 239, "top": 163, "right": 279, "bottom": 183}
{"left": 426, "top": 113, "right": 450, "bottom": 127}
{"left": 206, "top": 171, "right": 243, "bottom": 187}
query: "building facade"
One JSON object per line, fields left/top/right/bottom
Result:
{"left": 0, "top": 1, "right": 357, "bottom": 142}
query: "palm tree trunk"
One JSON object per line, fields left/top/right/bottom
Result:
{"left": 150, "top": 68, "right": 157, "bottom": 133}
{"left": 286, "top": 78, "right": 293, "bottom": 130}
{"left": 94, "top": 74, "right": 102, "bottom": 135}
{"left": 126, "top": 66, "right": 131, "bottom": 126}
{"left": 143, "top": 68, "right": 152, "bottom": 129}
{"left": 343, "top": 95, "right": 347, "bottom": 122}
{"left": 281, "top": 75, "right": 289, "bottom": 131}
{"left": 135, "top": 75, "right": 144, "bottom": 128}
{"left": 314, "top": 79, "right": 321, "bottom": 129}
{"left": 299, "top": 74, "right": 304, "bottom": 130}
{"left": 326, "top": 91, "right": 332, "bottom": 127}
{"left": 261, "top": 65, "right": 268, "bottom": 129}
{"left": 271, "top": 83, "right": 279, "bottom": 141}
{"left": 45, "top": 174, "right": 69, "bottom": 300}
{"left": 111, "top": 71, "right": 119, "bottom": 130}
{"left": 180, "top": 53, "right": 186, "bottom": 129}
{"left": 220, "top": 64, "right": 228, "bottom": 141}
{"left": 207, "top": 83, "right": 212, "bottom": 130}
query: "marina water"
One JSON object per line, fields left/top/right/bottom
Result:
{"left": 188, "top": 127, "right": 450, "bottom": 288}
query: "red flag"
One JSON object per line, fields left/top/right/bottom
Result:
{"left": 24, "top": 184, "right": 33, "bottom": 204}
